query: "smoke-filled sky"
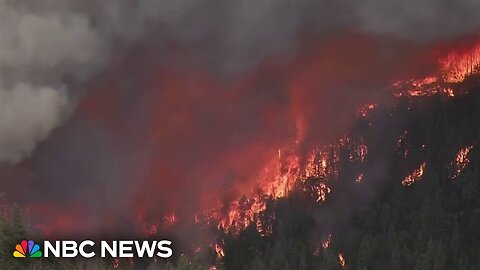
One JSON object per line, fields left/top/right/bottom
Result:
{"left": 1, "top": 0, "right": 480, "bottom": 235}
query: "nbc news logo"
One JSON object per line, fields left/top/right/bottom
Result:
{"left": 13, "top": 240, "right": 42, "bottom": 258}
{"left": 13, "top": 239, "right": 173, "bottom": 258}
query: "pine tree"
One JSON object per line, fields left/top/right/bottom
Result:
{"left": 356, "top": 235, "right": 372, "bottom": 270}
{"left": 433, "top": 241, "right": 447, "bottom": 270}
{"left": 415, "top": 239, "right": 435, "bottom": 270}
{"left": 391, "top": 242, "right": 402, "bottom": 270}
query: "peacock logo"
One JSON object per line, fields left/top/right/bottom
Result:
{"left": 13, "top": 240, "right": 42, "bottom": 258}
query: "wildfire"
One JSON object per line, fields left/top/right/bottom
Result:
{"left": 338, "top": 252, "right": 346, "bottom": 268}
{"left": 214, "top": 134, "right": 370, "bottom": 236}
{"left": 440, "top": 43, "right": 480, "bottom": 83}
{"left": 402, "top": 162, "right": 426, "bottom": 186}
{"left": 392, "top": 42, "right": 480, "bottom": 98}
{"left": 450, "top": 145, "right": 474, "bottom": 180}
{"left": 133, "top": 41, "right": 479, "bottom": 261}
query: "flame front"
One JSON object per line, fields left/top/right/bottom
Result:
{"left": 392, "top": 42, "right": 480, "bottom": 98}
{"left": 215, "top": 135, "right": 367, "bottom": 236}
{"left": 440, "top": 44, "right": 480, "bottom": 83}
{"left": 402, "top": 162, "right": 426, "bottom": 187}
{"left": 450, "top": 145, "right": 474, "bottom": 180}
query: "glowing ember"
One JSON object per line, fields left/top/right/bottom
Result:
{"left": 322, "top": 234, "right": 332, "bottom": 249}
{"left": 358, "top": 103, "right": 377, "bottom": 117}
{"left": 445, "top": 87, "right": 455, "bottom": 97}
{"left": 392, "top": 76, "right": 442, "bottom": 98}
{"left": 210, "top": 242, "right": 225, "bottom": 259}
{"left": 314, "top": 182, "right": 331, "bottom": 203}
{"left": 338, "top": 252, "right": 346, "bottom": 268}
{"left": 256, "top": 215, "right": 273, "bottom": 237}
{"left": 402, "top": 162, "right": 426, "bottom": 186}
{"left": 147, "top": 224, "right": 157, "bottom": 235}
{"left": 413, "top": 76, "right": 437, "bottom": 87}
{"left": 396, "top": 131, "right": 410, "bottom": 158}
{"left": 350, "top": 137, "right": 368, "bottom": 162}
{"left": 450, "top": 145, "right": 474, "bottom": 180}
{"left": 164, "top": 213, "right": 176, "bottom": 225}
{"left": 113, "top": 258, "right": 119, "bottom": 269}
{"left": 355, "top": 173, "right": 364, "bottom": 183}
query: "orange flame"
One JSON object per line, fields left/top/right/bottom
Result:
{"left": 322, "top": 234, "right": 332, "bottom": 249}
{"left": 402, "top": 162, "right": 426, "bottom": 186}
{"left": 440, "top": 44, "right": 480, "bottom": 83}
{"left": 164, "top": 213, "right": 176, "bottom": 226}
{"left": 358, "top": 103, "right": 377, "bottom": 117}
{"left": 392, "top": 42, "right": 480, "bottom": 98}
{"left": 450, "top": 145, "right": 474, "bottom": 180}
{"left": 215, "top": 135, "right": 367, "bottom": 235}
{"left": 210, "top": 242, "right": 225, "bottom": 259}
{"left": 355, "top": 173, "right": 364, "bottom": 183}
{"left": 338, "top": 252, "right": 346, "bottom": 268}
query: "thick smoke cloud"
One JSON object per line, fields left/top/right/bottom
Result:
{"left": 2, "top": 0, "right": 480, "bottom": 163}
{"left": 0, "top": 83, "right": 67, "bottom": 162}
{"left": 351, "top": 0, "right": 480, "bottom": 41}
{"left": 0, "top": 0, "right": 106, "bottom": 162}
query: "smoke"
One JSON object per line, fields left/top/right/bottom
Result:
{"left": 0, "top": 0, "right": 106, "bottom": 163}
{"left": 2, "top": 0, "right": 480, "bottom": 163}
{"left": 350, "top": 0, "right": 480, "bottom": 41}
{"left": 0, "top": 84, "right": 67, "bottom": 163}
{"left": 1, "top": 0, "right": 480, "bottom": 237}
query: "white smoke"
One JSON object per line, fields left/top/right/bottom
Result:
{"left": 0, "top": 1, "right": 105, "bottom": 163}
{"left": 0, "top": 83, "right": 67, "bottom": 163}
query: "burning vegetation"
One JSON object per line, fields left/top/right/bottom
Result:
{"left": 450, "top": 145, "right": 474, "bottom": 180}
{"left": 392, "top": 43, "right": 480, "bottom": 98}
{"left": 338, "top": 252, "right": 346, "bottom": 269}
{"left": 401, "top": 162, "right": 426, "bottom": 187}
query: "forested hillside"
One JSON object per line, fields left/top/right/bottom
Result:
{"left": 220, "top": 77, "right": 480, "bottom": 270}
